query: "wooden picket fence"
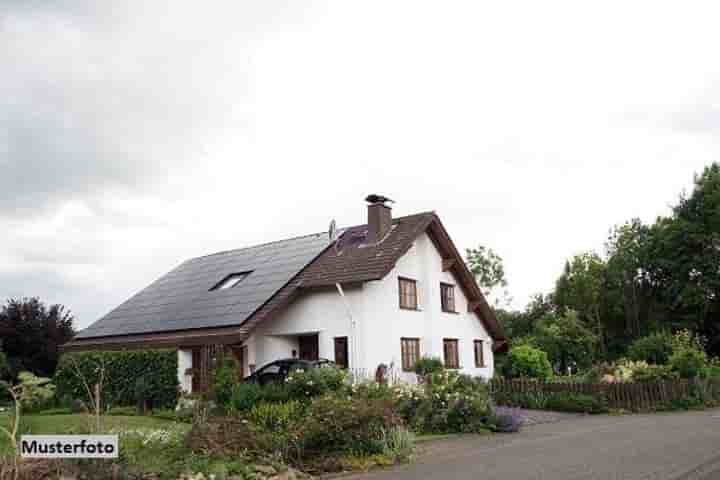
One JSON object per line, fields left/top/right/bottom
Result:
{"left": 491, "top": 378, "right": 691, "bottom": 411}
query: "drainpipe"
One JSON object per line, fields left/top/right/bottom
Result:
{"left": 335, "top": 283, "right": 357, "bottom": 373}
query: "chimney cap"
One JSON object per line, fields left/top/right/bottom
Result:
{"left": 365, "top": 194, "right": 394, "bottom": 205}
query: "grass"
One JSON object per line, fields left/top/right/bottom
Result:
{"left": 0, "top": 411, "right": 184, "bottom": 456}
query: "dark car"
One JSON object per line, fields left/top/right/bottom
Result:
{"left": 244, "top": 358, "right": 335, "bottom": 385}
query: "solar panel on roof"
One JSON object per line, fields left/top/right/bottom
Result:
{"left": 75, "top": 233, "right": 330, "bottom": 339}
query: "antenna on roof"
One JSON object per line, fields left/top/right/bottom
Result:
{"left": 328, "top": 219, "right": 338, "bottom": 242}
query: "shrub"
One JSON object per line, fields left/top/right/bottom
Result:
{"left": 544, "top": 392, "right": 608, "bottom": 413}
{"left": 413, "top": 357, "right": 444, "bottom": 377}
{"left": 285, "top": 365, "right": 348, "bottom": 400}
{"left": 611, "top": 359, "right": 649, "bottom": 382}
{"left": 301, "top": 395, "right": 403, "bottom": 456}
{"left": 410, "top": 371, "right": 491, "bottom": 434}
{"left": 54, "top": 350, "right": 178, "bottom": 409}
{"left": 248, "top": 401, "right": 302, "bottom": 432}
{"left": 631, "top": 364, "right": 678, "bottom": 383}
{"left": 627, "top": 332, "right": 675, "bottom": 365}
{"left": 504, "top": 345, "right": 552, "bottom": 379}
{"left": 228, "top": 382, "right": 264, "bottom": 412}
{"left": 379, "top": 427, "right": 415, "bottom": 462}
{"left": 489, "top": 407, "right": 525, "bottom": 432}
{"left": 494, "top": 391, "right": 608, "bottom": 414}
{"left": 669, "top": 348, "right": 707, "bottom": 379}
{"left": 0, "top": 352, "right": 9, "bottom": 379}
{"left": 211, "top": 357, "right": 238, "bottom": 407}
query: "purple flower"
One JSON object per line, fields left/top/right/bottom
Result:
{"left": 492, "top": 407, "right": 525, "bottom": 433}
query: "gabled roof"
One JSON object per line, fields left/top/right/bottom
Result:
{"left": 64, "top": 211, "right": 505, "bottom": 352}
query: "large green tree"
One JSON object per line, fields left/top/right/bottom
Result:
{"left": 554, "top": 252, "right": 607, "bottom": 351}
{"left": 0, "top": 298, "right": 75, "bottom": 378}
{"left": 533, "top": 310, "right": 599, "bottom": 374}
{"left": 652, "top": 164, "right": 720, "bottom": 353}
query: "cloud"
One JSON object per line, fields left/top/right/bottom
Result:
{"left": 2, "top": 1, "right": 720, "bottom": 329}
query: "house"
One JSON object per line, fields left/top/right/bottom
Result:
{"left": 63, "top": 195, "right": 506, "bottom": 391}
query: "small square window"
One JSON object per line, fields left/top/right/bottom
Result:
{"left": 211, "top": 272, "right": 252, "bottom": 291}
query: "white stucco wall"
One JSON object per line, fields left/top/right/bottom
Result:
{"left": 248, "top": 232, "right": 494, "bottom": 380}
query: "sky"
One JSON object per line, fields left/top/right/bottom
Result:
{"left": 2, "top": 1, "right": 720, "bottom": 330}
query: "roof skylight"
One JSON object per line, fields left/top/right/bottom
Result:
{"left": 211, "top": 272, "right": 252, "bottom": 291}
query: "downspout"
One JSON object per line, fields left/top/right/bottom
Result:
{"left": 335, "top": 283, "right": 357, "bottom": 372}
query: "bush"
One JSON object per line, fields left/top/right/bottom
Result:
{"left": 228, "top": 382, "right": 264, "bottom": 412}
{"left": 54, "top": 350, "right": 178, "bottom": 409}
{"left": 412, "top": 357, "right": 444, "bottom": 377}
{"left": 300, "top": 395, "right": 402, "bottom": 456}
{"left": 248, "top": 401, "right": 302, "bottom": 432}
{"left": 504, "top": 345, "right": 553, "bottom": 380}
{"left": 211, "top": 357, "right": 238, "bottom": 407}
{"left": 627, "top": 332, "right": 675, "bottom": 365}
{"left": 631, "top": 364, "right": 678, "bottom": 383}
{"left": 545, "top": 392, "right": 608, "bottom": 413}
{"left": 494, "top": 391, "right": 608, "bottom": 414}
{"left": 669, "top": 348, "right": 707, "bottom": 379}
{"left": 489, "top": 407, "right": 525, "bottom": 433}
{"left": 285, "top": 365, "right": 348, "bottom": 400}
{"left": 410, "top": 371, "right": 491, "bottom": 434}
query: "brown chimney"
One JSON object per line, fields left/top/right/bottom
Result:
{"left": 365, "top": 194, "right": 393, "bottom": 244}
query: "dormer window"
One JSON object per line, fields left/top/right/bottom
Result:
{"left": 211, "top": 272, "right": 252, "bottom": 291}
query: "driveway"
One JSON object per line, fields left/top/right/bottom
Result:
{"left": 343, "top": 409, "right": 720, "bottom": 480}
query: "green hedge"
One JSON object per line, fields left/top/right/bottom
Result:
{"left": 54, "top": 350, "right": 179, "bottom": 409}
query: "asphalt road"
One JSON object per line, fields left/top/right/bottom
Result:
{"left": 344, "top": 409, "right": 720, "bottom": 480}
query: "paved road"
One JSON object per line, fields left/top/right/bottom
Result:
{"left": 345, "top": 409, "right": 720, "bottom": 480}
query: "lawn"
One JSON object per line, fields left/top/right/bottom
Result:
{"left": 0, "top": 410, "right": 186, "bottom": 456}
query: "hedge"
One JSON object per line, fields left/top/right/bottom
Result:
{"left": 54, "top": 349, "right": 179, "bottom": 409}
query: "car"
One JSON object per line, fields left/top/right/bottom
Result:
{"left": 244, "top": 358, "right": 335, "bottom": 385}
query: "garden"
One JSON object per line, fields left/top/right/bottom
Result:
{"left": 492, "top": 328, "right": 720, "bottom": 413}
{"left": 0, "top": 351, "right": 521, "bottom": 480}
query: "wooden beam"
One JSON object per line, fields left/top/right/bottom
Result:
{"left": 467, "top": 300, "right": 482, "bottom": 312}
{"left": 442, "top": 258, "right": 456, "bottom": 271}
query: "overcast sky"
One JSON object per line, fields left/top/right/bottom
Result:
{"left": 2, "top": 1, "right": 720, "bottom": 329}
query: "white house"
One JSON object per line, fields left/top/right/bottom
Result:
{"left": 64, "top": 195, "right": 506, "bottom": 391}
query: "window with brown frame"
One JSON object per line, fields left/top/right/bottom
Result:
{"left": 443, "top": 338, "right": 459, "bottom": 369}
{"left": 440, "top": 283, "right": 456, "bottom": 313}
{"left": 401, "top": 337, "right": 420, "bottom": 371}
{"left": 398, "top": 277, "right": 418, "bottom": 310}
{"left": 474, "top": 340, "right": 485, "bottom": 368}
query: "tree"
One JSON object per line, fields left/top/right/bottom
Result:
{"left": 503, "top": 345, "right": 553, "bottom": 379}
{"left": 605, "top": 219, "right": 659, "bottom": 338}
{"left": 534, "top": 310, "right": 598, "bottom": 374}
{"left": 0, "top": 298, "right": 75, "bottom": 378}
{"left": 553, "top": 252, "right": 607, "bottom": 352}
{"left": 466, "top": 245, "right": 510, "bottom": 306}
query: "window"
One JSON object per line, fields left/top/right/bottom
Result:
{"left": 398, "top": 277, "right": 418, "bottom": 310}
{"left": 401, "top": 338, "right": 420, "bottom": 371}
{"left": 474, "top": 340, "right": 485, "bottom": 368}
{"left": 443, "top": 338, "right": 459, "bottom": 369}
{"left": 440, "top": 283, "right": 456, "bottom": 312}
{"left": 210, "top": 272, "right": 252, "bottom": 291}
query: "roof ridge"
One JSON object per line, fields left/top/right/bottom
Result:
{"left": 188, "top": 212, "right": 436, "bottom": 262}
{"left": 189, "top": 231, "right": 328, "bottom": 261}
